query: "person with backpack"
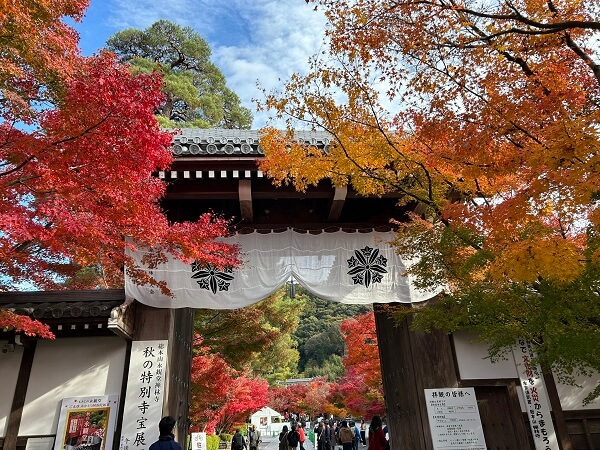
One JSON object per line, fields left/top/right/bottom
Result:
{"left": 287, "top": 424, "right": 301, "bottom": 450}
{"left": 279, "top": 425, "right": 290, "bottom": 450}
{"left": 352, "top": 422, "right": 360, "bottom": 450}
{"left": 338, "top": 421, "right": 354, "bottom": 450}
{"left": 231, "top": 429, "right": 247, "bottom": 450}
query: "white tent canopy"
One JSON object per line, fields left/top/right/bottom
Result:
{"left": 250, "top": 406, "right": 288, "bottom": 436}
{"left": 125, "top": 230, "right": 439, "bottom": 309}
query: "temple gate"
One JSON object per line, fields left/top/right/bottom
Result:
{"left": 2, "top": 129, "right": 600, "bottom": 450}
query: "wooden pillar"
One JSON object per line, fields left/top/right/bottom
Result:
{"left": 3, "top": 340, "right": 36, "bottom": 450}
{"left": 543, "top": 372, "right": 573, "bottom": 450}
{"left": 374, "top": 303, "right": 458, "bottom": 450}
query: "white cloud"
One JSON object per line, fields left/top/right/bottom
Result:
{"left": 101, "top": 0, "right": 328, "bottom": 128}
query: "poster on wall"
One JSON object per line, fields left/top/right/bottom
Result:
{"left": 512, "top": 339, "right": 559, "bottom": 450}
{"left": 53, "top": 395, "right": 119, "bottom": 450}
{"left": 119, "top": 340, "right": 168, "bottom": 450}
{"left": 424, "top": 387, "right": 487, "bottom": 450}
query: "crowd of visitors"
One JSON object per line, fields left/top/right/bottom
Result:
{"left": 309, "top": 416, "right": 388, "bottom": 450}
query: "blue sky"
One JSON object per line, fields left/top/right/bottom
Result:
{"left": 73, "top": 0, "right": 329, "bottom": 128}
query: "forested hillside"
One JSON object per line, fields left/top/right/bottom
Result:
{"left": 293, "top": 287, "right": 371, "bottom": 380}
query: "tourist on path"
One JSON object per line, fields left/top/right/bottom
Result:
{"left": 367, "top": 417, "right": 387, "bottom": 450}
{"left": 316, "top": 421, "right": 329, "bottom": 450}
{"left": 232, "top": 429, "right": 247, "bottom": 450}
{"left": 359, "top": 420, "right": 366, "bottom": 447}
{"left": 149, "top": 416, "right": 182, "bottom": 450}
{"left": 279, "top": 426, "right": 290, "bottom": 450}
{"left": 297, "top": 423, "right": 306, "bottom": 450}
{"left": 338, "top": 421, "right": 354, "bottom": 450}
{"left": 351, "top": 422, "right": 360, "bottom": 450}
{"left": 249, "top": 425, "right": 261, "bottom": 450}
{"left": 287, "top": 424, "right": 301, "bottom": 450}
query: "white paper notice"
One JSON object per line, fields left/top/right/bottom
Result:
{"left": 424, "top": 387, "right": 487, "bottom": 449}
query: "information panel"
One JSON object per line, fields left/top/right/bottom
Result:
{"left": 119, "top": 340, "right": 168, "bottom": 450}
{"left": 424, "top": 388, "right": 486, "bottom": 449}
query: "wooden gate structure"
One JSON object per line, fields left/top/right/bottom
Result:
{"left": 2, "top": 129, "right": 600, "bottom": 450}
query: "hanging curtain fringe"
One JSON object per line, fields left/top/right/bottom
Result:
{"left": 125, "top": 229, "right": 440, "bottom": 309}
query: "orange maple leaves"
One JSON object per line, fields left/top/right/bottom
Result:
{"left": 259, "top": 0, "right": 600, "bottom": 289}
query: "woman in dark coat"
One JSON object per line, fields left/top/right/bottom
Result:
{"left": 279, "top": 426, "right": 289, "bottom": 450}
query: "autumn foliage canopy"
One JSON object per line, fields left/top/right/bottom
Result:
{"left": 258, "top": 0, "right": 600, "bottom": 396}
{"left": 0, "top": 1, "right": 237, "bottom": 336}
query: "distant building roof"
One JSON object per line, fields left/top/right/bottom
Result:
{"left": 170, "top": 128, "right": 332, "bottom": 157}
{"left": 283, "top": 377, "right": 314, "bottom": 386}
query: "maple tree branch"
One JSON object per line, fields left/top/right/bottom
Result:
{"left": 0, "top": 112, "right": 113, "bottom": 181}
{"left": 564, "top": 32, "right": 600, "bottom": 84}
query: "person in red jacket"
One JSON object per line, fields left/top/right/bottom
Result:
{"left": 366, "top": 416, "right": 387, "bottom": 450}
{"left": 297, "top": 424, "right": 306, "bottom": 450}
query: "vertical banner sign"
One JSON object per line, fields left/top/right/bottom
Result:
{"left": 53, "top": 396, "right": 119, "bottom": 450}
{"left": 424, "top": 387, "right": 486, "bottom": 450}
{"left": 120, "top": 340, "right": 168, "bottom": 450}
{"left": 191, "top": 433, "right": 207, "bottom": 450}
{"left": 512, "top": 339, "right": 559, "bottom": 450}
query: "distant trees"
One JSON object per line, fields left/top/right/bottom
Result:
{"left": 190, "top": 343, "right": 268, "bottom": 433}
{"left": 294, "top": 290, "right": 370, "bottom": 378}
{"left": 107, "top": 20, "right": 253, "bottom": 129}
{"left": 192, "top": 287, "right": 383, "bottom": 425}
{"left": 338, "top": 313, "right": 384, "bottom": 418}
{"left": 191, "top": 289, "right": 304, "bottom": 431}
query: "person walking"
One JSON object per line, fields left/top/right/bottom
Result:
{"left": 367, "top": 417, "right": 387, "bottom": 450}
{"left": 317, "top": 421, "right": 329, "bottom": 450}
{"left": 287, "top": 424, "right": 301, "bottom": 450}
{"left": 232, "top": 429, "right": 247, "bottom": 450}
{"left": 149, "top": 416, "right": 182, "bottom": 450}
{"left": 359, "top": 420, "right": 366, "bottom": 447}
{"left": 249, "top": 426, "right": 261, "bottom": 450}
{"left": 279, "top": 426, "right": 290, "bottom": 450}
{"left": 351, "top": 422, "right": 360, "bottom": 450}
{"left": 329, "top": 421, "right": 337, "bottom": 450}
{"left": 297, "top": 423, "right": 306, "bottom": 450}
{"left": 338, "top": 421, "right": 354, "bottom": 450}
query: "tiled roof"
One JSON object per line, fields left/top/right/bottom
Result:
{"left": 2, "top": 300, "right": 120, "bottom": 320}
{"left": 170, "top": 128, "right": 332, "bottom": 157}
{"left": 0, "top": 289, "right": 125, "bottom": 320}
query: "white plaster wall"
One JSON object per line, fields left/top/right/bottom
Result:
{"left": 19, "top": 336, "right": 127, "bottom": 436}
{"left": 453, "top": 331, "right": 600, "bottom": 412}
{"left": 0, "top": 340, "right": 24, "bottom": 437}
{"left": 554, "top": 372, "right": 600, "bottom": 411}
{"left": 453, "top": 331, "right": 519, "bottom": 380}
{"left": 452, "top": 332, "right": 527, "bottom": 411}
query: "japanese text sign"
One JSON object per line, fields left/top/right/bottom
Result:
{"left": 424, "top": 387, "right": 486, "bottom": 449}
{"left": 119, "top": 340, "right": 168, "bottom": 450}
{"left": 512, "top": 339, "right": 558, "bottom": 450}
